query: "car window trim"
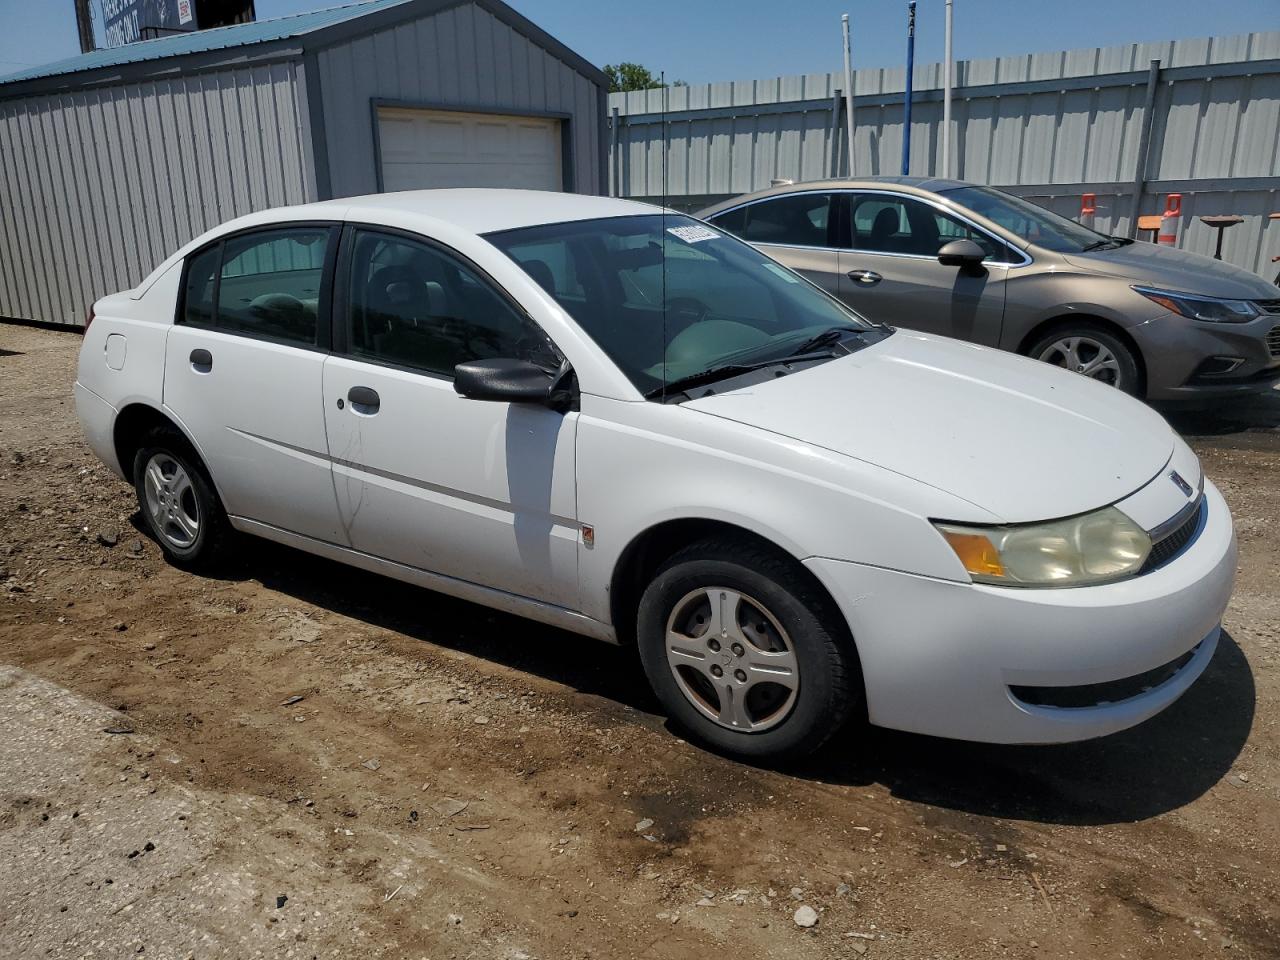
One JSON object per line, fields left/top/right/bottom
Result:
{"left": 844, "top": 189, "right": 1031, "bottom": 267}
{"left": 174, "top": 220, "right": 341, "bottom": 354}
{"left": 332, "top": 221, "right": 566, "bottom": 381}
{"left": 708, "top": 188, "right": 1031, "bottom": 267}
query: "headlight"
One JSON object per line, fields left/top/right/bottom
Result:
{"left": 1133, "top": 285, "right": 1260, "bottom": 323}
{"left": 934, "top": 507, "right": 1151, "bottom": 587}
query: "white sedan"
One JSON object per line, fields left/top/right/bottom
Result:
{"left": 75, "top": 190, "right": 1236, "bottom": 759}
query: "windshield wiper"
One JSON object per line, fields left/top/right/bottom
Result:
{"left": 644, "top": 354, "right": 836, "bottom": 400}
{"left": 785, "top": 325, "right": 867, "bottom": 358}
{"left": 1081, "top": 236, "right": 1132, "bottom": 252}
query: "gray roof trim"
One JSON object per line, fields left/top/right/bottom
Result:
{"left": 0, "top": 0, "right": 606, "bottom": 102}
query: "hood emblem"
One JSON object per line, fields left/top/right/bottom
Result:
{"left": 1170, "top": 470, "right": 1194, "bottom": 498}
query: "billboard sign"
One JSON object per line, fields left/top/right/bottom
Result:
{"left": 101, "top": 0, "right": 254, "bottom": 46}
{"left": 102, "top": 0, "right": 181, "bottom": 46}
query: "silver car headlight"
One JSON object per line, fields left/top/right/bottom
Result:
{"left": 1133, "top": 285, "right": 1260, "bottom": 324}
{"left": 934, "top": 507, "right": 1152, "bottom": 587}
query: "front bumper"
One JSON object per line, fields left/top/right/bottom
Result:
{"left": 805, "top": 480, "right": 1237, "bottom": 744}
{"left": 1133, "top": 310, "right": 1280, "bottom": 400}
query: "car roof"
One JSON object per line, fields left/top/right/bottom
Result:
{"left": 312, "top": 188, "right": 661, "bottom": 235}
{"left": 695, "top": 177, "right": 976, "bottom": 217}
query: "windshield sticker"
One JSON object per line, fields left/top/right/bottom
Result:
{"left": 762, "top": 262, "right": 800, "bottom": 283}
{"left": 666, "top": 225, "right": 720, "bottom": 244}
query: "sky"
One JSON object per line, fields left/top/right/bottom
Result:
{"left": 2, "top": 0, "right": 1279, "bottom": 83}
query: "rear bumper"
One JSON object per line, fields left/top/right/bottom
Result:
{"left": 74, "top": 381, "right": 124, "bottom": 480}
{"left": 805, "top": 480, "right": 1237, "bottom": 744}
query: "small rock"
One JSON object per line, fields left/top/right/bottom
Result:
{"left": 995, "top": 843, "right": 1008, "bottom": 852}
{"left": 695, "top": 897, "right": 714, "bottom": 907}
{"left": 634, "top": 818, "right": 654, "bottom": 833}
{"left": 362, "top": 757, "right": 381, "bottom": 771}
{"left": 835, "top": 883, "right": 851, "bottom": 896}
{"left": 794, "top": 905, "right": 819, "bottom": 928}
{"left": 113, "top": 622, "right": 128, "bottom": 632}
{"left": 97, "top": 530, "right": 119, "bottom": 547}
{"left": 128, "top": 539, "right": 145, "bottom": 555}
{"left": 473, "top": 715, "right": 489, "bottom": 725}
{"left": 276, "top": 895, "right": 288, "bottom": 909}
{"left": 143, "top": 841, "right": 155, "bottom": 852}
{"left": 280, "top": 695, "right": 305, "bottom": 707}
{"left": 790, "top": 887, "right": 805, "bottom": 900}
{"left": 447, "top": 913, "right": 463, "bottom": 925}
{"left": 850, "top": 944, "right": 868, "bottom": 956}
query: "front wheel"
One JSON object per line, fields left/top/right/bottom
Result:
{"left": 1028, "top": 324, "right": 1141, "bottom": 395}
{"left": 636, "top": 539, "right": 860, "bottom": 760}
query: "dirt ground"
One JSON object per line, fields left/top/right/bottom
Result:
{"left": 1, "top": 321, "right": 1277, "bottom": 960}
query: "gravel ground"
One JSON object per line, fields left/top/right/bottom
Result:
{"left": 1, "top": 322, "right": 1277, "bottom": 960}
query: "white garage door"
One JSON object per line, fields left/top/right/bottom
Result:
{"left": 376, "top": 106, "right": 563, "bottom": 192}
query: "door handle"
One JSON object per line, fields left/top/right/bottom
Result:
{"left": 847, "top": 270, "right": 883, "bottom": 286}
{"left": 347, "top": 385, "right": 380, "bottom": 414}
{"left": 189, "top": 348, "right": 212, "bottom": 373}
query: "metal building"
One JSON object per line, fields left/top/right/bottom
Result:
{"left": 0, "top": 0, "right": 608, "bottom": 326}
{"left": 609, "top": 31, "right": 1280, "bottom": 278}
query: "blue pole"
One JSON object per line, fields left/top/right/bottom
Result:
{"left": 902, "top": 0, "right": 916, "bottom": 176}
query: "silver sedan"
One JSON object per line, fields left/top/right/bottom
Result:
{"left": 698, "top": 178, "right": 1280, "bottom": 400}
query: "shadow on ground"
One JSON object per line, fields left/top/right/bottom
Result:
{"left": 1158, "top": 386, "right": 1280, "bottom": 445}
{"left": 151, "top": 521, "right": 1255, "bottom": 831}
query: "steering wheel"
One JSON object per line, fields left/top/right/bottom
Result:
{"left": 663, "top": 296, "right": 710, "bottom": 324}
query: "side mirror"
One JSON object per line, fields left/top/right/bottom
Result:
{"left": 937, "top": 238, "right": 987, "bottom": 274}
{"left": 453, "top": 358, "right": 574, "bottom": 412}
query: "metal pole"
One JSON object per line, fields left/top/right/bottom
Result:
{"left": 614, "top": 105, "right": 624, "bottom": 199}
{"left": 73, "top": 0, "right": 96, "bottom": 52}
{"left": 1126, "top": 58, "right": 1162, "bottom": 239}
{"left": 941, "top": 0, "right": 953, "bottom": 178}
{"left": 901, "top": 1, "right": 916, "bottom": 176}
{"left": 842, "top": 14, "right": 856, "bottom": 177}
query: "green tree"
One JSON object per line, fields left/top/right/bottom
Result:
{"left": 603, "top": 62, "right": 684, "bottom": 93}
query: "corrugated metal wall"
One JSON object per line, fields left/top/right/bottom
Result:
{"left": 316, "top": 1, "right": 603, "bottom": 198}
{"left": 610, "top": 31, "right": 1280, "bottom": 278}
{"left": 0, "top": 62, "right": 312, "bottom": 326}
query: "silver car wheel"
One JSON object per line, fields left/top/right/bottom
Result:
{"left": 142, "top": 453, "right": 200, "bottom": 550}
{"left": 664, "top": 586, "right": 799, "bottom": 733}
{"left": 1037, "top": 335, "right": 1123, "bottom": 387}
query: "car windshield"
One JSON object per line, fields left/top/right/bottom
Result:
{"left": 939, "top": 185, "right": 1110, "bottom": 252}
{"left": 485, "top": 214, "right": 876, "bottom": 396}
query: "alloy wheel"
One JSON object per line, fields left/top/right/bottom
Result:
{"left": 1037, "top": 335, "right": 1123, "bottom": 387}
{"left": 142, "top": 453, "right": 201, "bottom": 550}
{"left": 664, "top": 587, "right": 799, "bottom": 732}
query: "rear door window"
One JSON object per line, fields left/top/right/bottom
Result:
{"left": 180, "top": 225, "right": 336, "bottom": 347}
{"left": 709, "top": 194, "right": 834, "bottom": 248}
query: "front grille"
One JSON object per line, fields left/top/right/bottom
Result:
{"left": 1254, "top": 298, "right": 1280, "bottom": 315}
{"left": 1140, "top": 498, "right": 1205, "bottom": 574}
{"left": 1010, "top": 645, "right": 1200, "bottom": 709}
{"left": 1266, "top": 325, "right": 1280, "bottom": 358}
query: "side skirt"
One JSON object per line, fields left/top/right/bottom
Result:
{"left": 229, "top": 516, "right": 619, "bottom": 644}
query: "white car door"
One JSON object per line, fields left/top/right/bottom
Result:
{"left": 163, "top": 224, "right": 348, "bottom": 544}
{"left": 321, "top": 226, "right": 579, "bottom": 609}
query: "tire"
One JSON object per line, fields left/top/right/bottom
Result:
{"left": 1028, "top": 323, "right": 1141, "bottom": 396}
{"left": 636, "top": 537, "right": 860, "bottom": 760}
{"left": 132, "top": 427, "right": 234, "bottom": 572}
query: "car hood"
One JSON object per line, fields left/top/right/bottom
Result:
{"left": 683, "top": 331, "right": 1176, "bottom": 523}
{"left": 1061, "top": 241, "right": 1277, "bottom": 299}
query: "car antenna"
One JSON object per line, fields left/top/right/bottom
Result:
{"left": 661, "top": 70, "right": 669, "bottom": 403}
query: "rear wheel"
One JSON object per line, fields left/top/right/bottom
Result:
{"left": 637, "top": 538, "right": 860, "bottom": 760}
{"left": 132, "top": 428, "right": 233, "bottom": 571}
{"left": 1029, "top": 324, "right": 1141, "bottom": 395}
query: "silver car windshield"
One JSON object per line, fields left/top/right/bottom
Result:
{"left": 941, "top": 185, "right": 1109, "bottom": 253}
{"left": 486, "top": 214, "right": 876, "bottom": 397}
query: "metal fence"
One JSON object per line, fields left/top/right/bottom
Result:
{"left": 608, "top": 31, "right": 1280, "bottom": 278}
